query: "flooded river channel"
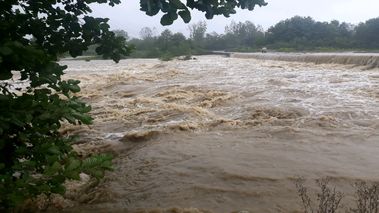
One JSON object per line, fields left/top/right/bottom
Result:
{"left": 61, "top": 54, "right": 379, "bottom": 212}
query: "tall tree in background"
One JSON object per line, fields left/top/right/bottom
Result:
{"left": 266, "top": 16, "right": 316, "bottom": 47}
{"left": 158, "top": 29, "right": 174, "bottom": 51}
{"left": 355, "top": 18, "right": 379, "bottom": 49}
{"left": 188, "top": 21, "right": 207, "bottom": 45}
{"left": 139, "top": 27, "right": 155, "bottom": 40}
{"left": 266, "top": 16, "right": 355, "bottom": 50}
{"left": 224, "top": 21, "right": 265, "bottom": 49}
{"left": 114, "top": 30, "right": 130, "bottom": 40}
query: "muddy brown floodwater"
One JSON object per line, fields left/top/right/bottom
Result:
{"left": 61, "top": 55, "right": 379, "bottom": 212}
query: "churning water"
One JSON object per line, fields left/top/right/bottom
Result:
{"left": 61, "top": 54, "right": 379, "bottom": 212}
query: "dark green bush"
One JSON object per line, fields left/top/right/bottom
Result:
{"left": 0, "top": 0, "right": 130, "bottom": 209}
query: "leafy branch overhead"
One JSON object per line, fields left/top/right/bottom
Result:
{"left": 0, "top": 0, "right": 131, "bottom": 209}
{"left": 140, "top": 0, "right": 268, "bottom": 25}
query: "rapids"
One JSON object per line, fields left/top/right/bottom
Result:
{"left": 232, "top": 52, "right": 379, "bottom": 68}
{"left": 61, "top": 54, "right": 379, "bottom": 212}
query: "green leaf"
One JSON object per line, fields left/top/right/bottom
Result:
{"left": 169, "top": 11, "right": 178, "bottom": 20}
{"left": 160, "top": 14, "right": 174, "bottom": 26}
{"left": 74, "top": 113, "right": 93, "bottom": 125}
{"left": 0, "top": 95, "right": 9, "bottom": 101}
{"left": 0, "top": 46, "right": 13, "bottom": 55}
{"left": 88, "top": 170, "right": 104, "bottom": 179}
{"left": 65, "top": 159, "right": 81, "bottom": 172}
{"left": 46, "top": 155, "right": 59, "bottom": 164}
{"left": 178, "top": 10, "right": 191, "bottom": 23}
{"left": 170, "top": 0, "right": 186, "bottom": 9}
{"left": 44, "top": 162, "right": 61, "bottom": 176}
{"left": 11, "top": 117, "right": 25, "bottom": 127}
{"left": 65, "top": 170, "right": 80, "bottom": 180}
{"left": 39, "top": 184, "right": 51, "bottom": 193}
{"left": 48, "top": 146, "right": 61, "bottom": 155}
{"left": 0, "top": 71, "right": 12, "bottom": 80}
{"left": 64, "top": 114, "right": 77, "bottom": 124}
{"left": 38, "top": 112, "right": 52, "bottom": 121}
{"left": 69, "top": 84, "right": 81, "bottom": 93}
{"left": 51, "top": 184, "right": 66, "bottom": 194}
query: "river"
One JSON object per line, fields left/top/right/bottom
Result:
{"left": 61, "top": 54, "right": 379, "bottom": 212}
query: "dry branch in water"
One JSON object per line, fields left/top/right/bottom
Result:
{"left": 350, "top": 181, "right": 379, "bottom": 213}
{"left": 294, "top": 177, "right": 343, "bottom": 213}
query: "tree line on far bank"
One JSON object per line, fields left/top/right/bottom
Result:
{"left": 83, "top": 16, "right": 379, "bottom": 60}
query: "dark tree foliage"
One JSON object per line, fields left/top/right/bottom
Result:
{"left": 140, "top": 0, "right": 268, "bottom": 25}
{"left": 223, "top": 21, "right": 265, "bottom": 49}
{"left": 266, "top": 16, "right": 355, "bottom": 50}
{"left": 130, "top": 29, "right": 191, "bottom": 60}
{"left": 0, "top": 0, "right": 131, "bottom": 209}
{"left": 355, "top": 18, "right": 379, "bottom": 49}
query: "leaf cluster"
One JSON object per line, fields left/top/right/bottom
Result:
{"left": 140, "top": 0, "right": 267, "bottom": 25}
{"left": 0, "top": 0, "right": 131, "bottom": 209}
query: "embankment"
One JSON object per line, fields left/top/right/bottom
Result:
{"left": 231, "top": 52, "right": 379, "bottom": 68}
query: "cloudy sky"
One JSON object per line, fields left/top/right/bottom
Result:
{"left": 91, "top": 0, "right": 379, "bottom": 38}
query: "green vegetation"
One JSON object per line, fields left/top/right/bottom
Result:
{"left": 266, "top": 16, "right": 353, "bottom": 50}
{"left": 0, "top": 0, "right": 267, "bottom": 210}
{"left": 120, "top": 16, "right": 379, "bottom": 60}
{"left": 126, "top": 20, "right": 265, "bottom": 60}
{"left": 355, "top": 18, "right": 379, "bottom": 49}
{"left": 2, "top": 0, "right": 378, "bottom": 211}
{"left": 139, "top": 0, "right": 268, "bottom": 25}
{"left": 130, "top": 29, "right": 192, "bottom": 59}
{"left": 0, "top": 0, "right": 128, "bottom": 209}
{"left": 266, "top": 16, "right": 379, "bottom": 51}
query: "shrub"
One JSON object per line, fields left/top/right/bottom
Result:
{"left": 350, "top": 181, "right": 379, "bottom": 213}
{"left": 294, "top": 177, "right": 343, "bottom": 213}
{"left": 0, "top": 0, "right": 130, "bottom": 209}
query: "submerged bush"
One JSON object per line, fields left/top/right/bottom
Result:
{"left": 295, "top": 177, "right": 379, "bottom": 213}
{"left": 350, "top": 181, "right": 379, "bottom": 213}
{"left": 294, "top": 177, "right": 343, "bottom": 213}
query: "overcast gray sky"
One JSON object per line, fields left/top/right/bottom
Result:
{"left": 91, "top": 0, "right": 379, "bottom": 38}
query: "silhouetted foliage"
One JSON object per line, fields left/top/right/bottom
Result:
{"left": 0, "top": 0, "right": 134, "bottom": 209}
{"left": 140, "top": 0, "right": 268, "bottom": 25}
